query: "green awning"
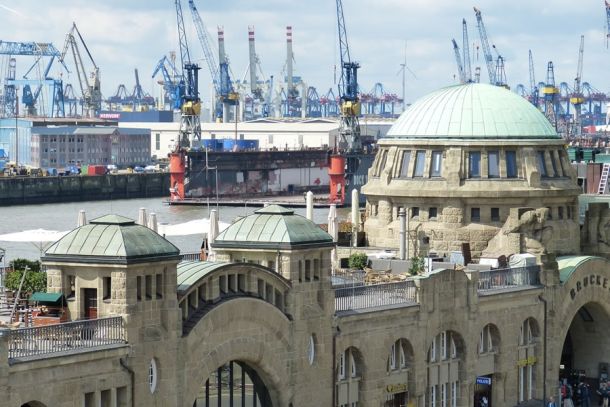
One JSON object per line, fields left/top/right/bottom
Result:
{"left": 29, "top": 292, "right": 64, "bottom": 305}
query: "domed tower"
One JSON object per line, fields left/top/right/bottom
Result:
{"left": 212, "top": 205, "right": 334, "bottom": 288}
{"left": 362, "top": 83, "right": 580, "bottom": 259}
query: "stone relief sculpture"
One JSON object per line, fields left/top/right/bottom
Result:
{"left": 507, "top": 208, "right": 553, "bottom": 255}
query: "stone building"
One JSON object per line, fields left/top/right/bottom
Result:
{"left": 3, "top": 83, "right": 610, "bottom": 407}
{"left": 363, "top": 83, "right": 581, "bottom": 259}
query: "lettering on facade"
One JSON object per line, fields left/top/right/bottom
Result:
{"left": 352, "top": 174, "right": 367, "bottom": 187}
{"left": 569, "top": 274, "right": 609, "bottom": 300}
{"left": 386, "top": 383, "right": 408, "bottom": 394}
{"left": 476, "top": 376, "right": 492, "bottom": 385}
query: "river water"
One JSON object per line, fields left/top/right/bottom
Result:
{"left": 0, "top": 198, "right": 351, "bottom": 264}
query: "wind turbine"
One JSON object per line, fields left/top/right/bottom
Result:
{"left": 397, "top": 41, "right": 417, "bottom": 112}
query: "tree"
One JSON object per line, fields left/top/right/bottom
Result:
{"left": 5, "top": 258, "right": 46, "bottom": 294}
{"left": 409, "top": 255, "right": 425, "bottom": 276}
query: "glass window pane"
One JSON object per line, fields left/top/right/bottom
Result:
{"left": 506, "top": 150, "right": 517, "bottom": 178}
{"left": 431, "top": 151, "right": 442, "bottom": 177}
{"left": 488, "top": 151, "right": 499, "bottom": 178}
{"left": 469, "top": 151, "right": 481, "bottom": 178}
{"left": 399, "top": 150, "right": 411, "bottom": 177}
{"left": 414, "top": 150, "right": 426, "bottom": 177}
{"left": 537, "top": 151, "right": 547, "bottom": 177}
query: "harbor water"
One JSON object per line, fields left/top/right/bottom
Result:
{"left": 0, "top": 197, "right": 351, "bottom": 264}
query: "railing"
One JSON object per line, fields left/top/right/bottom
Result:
{"left": 335, "top": 280, "right": 417, "bottom": 312}
{"left": 6, "top": 316, "right": 126, "bottom": 361}
{"left": 477, "top": 265, "right": 541, "bottom": 292}
{"left": 331, "top": 268, "right": 365, "bottom": 287}
{"left": 181, "top": 252, "right": 202, "bottom": 262}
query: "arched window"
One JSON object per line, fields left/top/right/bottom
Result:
{"left": 427, "top": 331, "right": 462, "bottom": 407}
{"left": 336, "top": 347, "right": 361, "bottom": 407}
{"left": 478, "top": 324, "right": 500, "bottom": 354}
{"left": 517, "top": 318, "right": 539, "bottom": 402}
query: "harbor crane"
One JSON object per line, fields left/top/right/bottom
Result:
{"left": 336, "top": 0, "right": 361, "bottom": 152}
{"left": 528, "top": 50, "right": 539, "bottom": 108}
{"left": 543, "top": 61, "right": 559, "bottom": 130}
{"left": 60, "top": 23, "right": 101, "bottom": 118}
{"left": 0, "top": 41, "right": 68, "bottom": 117}
{"left": 462, "top": 19, "right": 472, "bottom": 83}
{"left": 570, "top": 35, "right": 585, "bottom": 137}
{"left": 451, "top": 39, "right": 466, "bottom": 83}
{"left": 473, "top": 7, "right": 507, "bottom": 87}
{"left": 152, "top": 53, "right": 180, "bottom": 110}
{"left": 606, "top": 1, "right": 610, "bottom": 48}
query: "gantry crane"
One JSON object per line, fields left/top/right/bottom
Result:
{"left": 152, "top": 54, "right": 180, "bottom": 109}
{"left": 336, "top": 0, "right": 361, "bottom": 152}
{"left": 59, "top": 23, "right": 101, "bottom": 118}
{"left": 570, "top": 35, "right": 585, "bottom": 137}
{"left": 543, "top": 61, "right": 559, "bottom": 130}
{"left": 528, "top": 50, "right": 539, "bottom": 108}
{"left": 473, "top": 7, "right": 495, "bottom": 85}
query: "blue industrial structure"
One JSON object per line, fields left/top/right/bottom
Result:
{"left": 0, "top": 41, "right": 68, "bottom": 118}
{"left": 152, "top": 54, "right": 181, "bottom": 110}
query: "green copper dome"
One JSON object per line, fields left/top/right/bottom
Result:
{"left": 43, "top": 214, "right": 180, "bottom": 264}
{"left": 387, "top": 83, "right": 558, "bottom": 139}
{"left": 213, "top": 205, "right": 333, "bottom": 250}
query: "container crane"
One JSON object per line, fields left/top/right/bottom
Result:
{"left": 59, "top": 23, "right": 101, "bottom": 118}
{"left": 606, "top": 1, "right": 610, "bottom": 48}
{"left": 152, "top": 54, "right": 180, "bottom": 109}
{"left": 569, "top": 35, "right": 585, "bottom": 137}
{"left": 528, "top": 50, "right": 539, "bottom": 108}
{"left": 543, "top": 61, "right": 559, "bottom": 130}
{"left": 217, "top": 26, "right": 238, "bottom": 122}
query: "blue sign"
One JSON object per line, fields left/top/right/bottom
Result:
{"left": 476, "top": 376, "right": 492, "bottom": 385}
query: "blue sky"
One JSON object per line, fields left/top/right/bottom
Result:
{"left": 1, "top": 0, "right": 608, "bottom": 109}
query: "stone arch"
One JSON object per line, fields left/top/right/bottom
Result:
{"left": 20, "top": 403, "right": 48, "bottom": 407}
{"left": 181, "top": 297, "right": 292, "bottom": 406}
{"left": 426, "top": 330, "right": 466, "bottom": 406}
{"left": 386, "top": 337, "right": 415, "bottom": 372}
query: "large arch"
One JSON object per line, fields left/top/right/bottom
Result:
{"left": 180, "top": 297, "right": 292, "bottom": 407}
{"left": 20, "top": 403, "right": 48, "bottom": 407}
{"left": 426, "top": 330, "right": 466, "bottom": 407}
{"left": 552, "top": 257, "right": 610, "bottom": 391}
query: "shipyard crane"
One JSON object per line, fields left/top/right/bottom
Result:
{"left": 0, "top": 41, "right": 68, "bottom": 117}
{"left": 60, "top": 23, "right": 101, "bottom": 118}
{"left": 217, "top": 26, "right": 238, "bottom": 121}
{"left": 336, "top": 0, "right": 361, "bottom": 152}
{"left": 473, "top": 7, "right": 496, "bottom": 84}
{"left": 152, "top": 54, "right": 181, "bottom": 109}
{"left": 452, "top": 39, "right": 466, "bottom": 83}
{"left": 528, "top": 50, "right": 539, "bottom": 108}
{"left": 462, "top": 19, "right": 472, "bottom": 83}
{"left": 570, "top": 35, "right": 585, "bottom": 137}
{"left": 494, "top": 54, "right": 507, "bottom": 89}
{"left": 543, "top": 61, "right": 559, "bottom": 130}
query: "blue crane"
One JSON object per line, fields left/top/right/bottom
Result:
{"left": 451, "top": 39, "right": 465, "bottom": 83}
{"left": 0, "top": 40, "right": 68, "bottom": 117}
{"left": 462, "top": 19, "right": 472, "bottom": 83}
{"left": 152, "top": 54, "right": 181, "bottom": 110}
{"left": 336, "top": 0, "right": 361, "bottom": 152}
{"left": 173, "top": 0, "right": 201, "bottom": 149}
{"left": 606, "top": 1, "right": 610, "bottom": 48}
{"left": 473, "top": 7, "right": 507, "bottom": 87}
{"left": 569, "top": 35, "right": 585, "bottom": 136}
{"left": 528, "top": 50, "right": 539, "bottom": 108}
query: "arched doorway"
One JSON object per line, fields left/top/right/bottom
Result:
{"left": 21, "top": 402, "right": 47, "bottom": 407}
{"left": 194, "top": 360, "right": 273, "bottom": 407}
{"left": 560, "top": 302, "right": 610, "bottom": 390}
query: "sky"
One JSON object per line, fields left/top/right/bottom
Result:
{"left": 0, "top": 0, "right": 608, "bottom": 110}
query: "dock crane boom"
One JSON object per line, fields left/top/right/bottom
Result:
{"left": 606, "top": 1, "right": 610, "bottom": 48}
{"left": 528, "top": 50, "right": 539, "bottom": 107}
{"left": 473, "top": 7, "right": 497, "bottom": 85}
{"left": 462, "top": 19, "right": 472, "bottom": 83}
{"left": 336, "top": 0, "right": 361, "bottom": 152}
{"left": 451, "top": 39, "right": 466, "bottom": 83}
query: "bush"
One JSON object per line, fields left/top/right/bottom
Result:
{"left": 409, "top": 255, "right": 425, "bottom": 276}
{"left": 348, "top": 252, "right": 368, "bottom": 270}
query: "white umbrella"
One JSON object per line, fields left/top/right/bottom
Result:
{"left": 148, "top": 213, "right": 158, "bottom": 233}
{"left": 306, "top": 191, "right": 314, "bottom": 220}
{"left": 208, "top": 209, "right": 219, "bottom": 261}
{"left": 0, "top": 229, "right": 70, "bottom": 255}
{"left": 157, "top": 218, "right": 230, "bottom": 237}
{"left": 137, "top": 208, "right": 148, "bottom": 226}
{"left": 77, "top": 210, "right": 87, "bottom": 227}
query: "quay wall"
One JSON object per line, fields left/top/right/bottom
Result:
{"left": 0, "top": 173, "right": 170, "bottom": 206}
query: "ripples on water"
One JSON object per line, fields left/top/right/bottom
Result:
{"left": 0, "top": 198, "right": 350, "bottom": 263}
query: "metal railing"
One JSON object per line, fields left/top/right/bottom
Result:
{"left": 6, "top": 316, "right": 126, "bottom": 360}
{"left": 335, "top": 280, "right": 417, "bottom": 312}
{"left": 181, "top": 252, "right": 202, "bottom": 262}
{"left": 477, "top": 265, "right": 541, "bottom": 292}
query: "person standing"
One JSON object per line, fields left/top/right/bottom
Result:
{"left": 579, "top": 381, "right": 591, "bottom": 407}
{"left": 548, "top": 395, "right": 556, "bottom": 407}
{"left": 597, "top": 382, "right": 609, "bottom": 407}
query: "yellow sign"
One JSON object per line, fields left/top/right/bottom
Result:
{"left": 517, "top": 356, "right": 537, "bottom": 367}
{"left": 386, "top": 383, "right": 408, "bottom": 394}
